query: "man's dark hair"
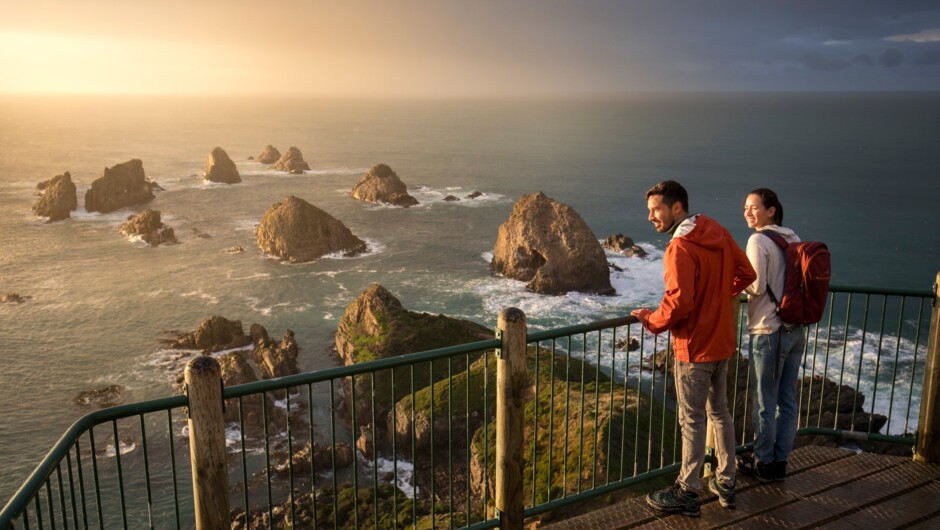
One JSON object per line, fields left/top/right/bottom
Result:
{"left": 646, "top": 180, "right": 689, "bottom": 213}
{"left": 747, "top": 188, "right": 784, "bottom": 225}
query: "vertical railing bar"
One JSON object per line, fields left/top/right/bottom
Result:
{"left": 577, "top": 332, "right": 587, "bottom": 494}
{"left": 606, "top": 327, "right": 616, "bottom": 486}
{"left": 850, "top": 295, "right": 871, "bottom": 430}
{"left": 430, "top": 360, "right": 436, "bottom": 529}
{"left": 887, "top": 297, "right": 907, "bottom": 433}
{"left": 646, "top": 334, "right": 656, "bottom": 471}
{"left": 807, "top": 318, "right": 822, "bottom": 428}
{"left": 73, "top": 439, "right": 89, "bottom": 530}
{"left": 796, "top": 323, "right": 811, "bottom": 428}
{"left": 370, "top": 372, "right": 379, "bottom": 530}
{"left": 23, "top": 502, "right": 31, "bottom": 530}
{"left": 286, "top": 390, "right": 296, "bottom": 530}
{"left": 668, "top": 334, "right": 679, "bottom": 465}
{"left": 818, "top": 293, "right": 837, "bottom": 428}
{"left": 592, "top": 331, "right": 601, "bottom": 491}
{"left": 869, "top": 296, "right": 889, "bottom": 433}
{"left": 563, "top": 336, "right": 571, "bottom": 496}
{"left": 166, "top": 410, "right": 180, "bottom": 530}
{"left": 329, "top": 380, "right": 339, "bottom": 530}
{"left": 448, "top": 357, "right": 454, "bottom": 529}
{"left": 306, "top": 385, "right": 319, "bottom": 530}
{"left": 737, "top": 335, "right": 749, "bottom": 444}
{"left": 733, "top": 302, "right": 746, "bottom": 440}
{"left": 55, "top": 463, "right": 67, "bottom": 530}
{"left": 464, "top": 353, "right": 471, "bottom": 524}
{"left": 547, "top": 339, "right": 556, "bottom": 502}
{"left": 532, "top": 339, "right": 540, "bottom": 506}
{"left": 35, "top": 487, "right": 45, "bottom": 530}
{"left": 262, "top": 392, "right": 273, "bottom": 528}
{"left": 904, "top": 298, "right": 927, "bottom": 434}
{"left": 411, "top": 364, "right": 418, "bottom": 529}
{"left": 238, "top": 398, "right": 249, "bottom": 525}
{"left": 391, "top": 369, "right": 399, "bottom": 530}
{"left": 634, "top": 329, "right": 644, "bottom": 476}
{"left": 834, "top": 293, "right": 853, "bottom": 429}
{"left": 88, "top": 427, "right": 103, "bottom": 530}
{"left": 44, "top": 477, "right": 54, "bottom": 530}
{"left": 351, "top": 376, "right": 359, "bottom": 530}
{"left": 108, "top": 420, "right": 128, "bottom": 530}
{"left": 138, "top": 415, "right": 154, "bottom": 530}
{"left": 619, "top": 326, "right": 630, "bottom": 481}
{"left": 660, "top": 336, "right": 669, "bottom": 467}
{"left": 64, "top": 447, "right": 79, "bottom": 530}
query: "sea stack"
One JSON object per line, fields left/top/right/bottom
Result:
{"left": 272, "top": 146, "right": 310, "bottom": 173}
{"left": 350, "top": 164, "right": 419, "bottom": 207}
{"left": 256, "top": 195, "right": 366, "bottom": 262}
{"left": 203, "top": 147, "right": 241, "bottom": 184}
{"left": 490, "top": 192, "right": 614, "bottom": 295}
{"left": 119, "top": 209, "right": 178, "bottom": 246}
{"left": 84, "top": 159, "right": 157, "bottom": 213}
{"left": 257, "top": 145, "right": 281, "bottom": 164}
{"left": 32, "top": 171, "right": 78, "bottom": 221}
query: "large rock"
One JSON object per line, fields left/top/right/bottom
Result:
{"left": 350, "top": 164, "right": 419, "bottom": 207}
{"left": 272, "top": 146, "right": 310, "bottom": 172}
{"left": 33, "top": 172, "right": 77, "bottom": 221}
{"left": 84, "top": 159, "right": 157, "bottom": 213}
{"left": 602, "top": 233, "right": 647, "bottom": 258}
{"left": 335, "top": 284, "right": 492, "bottom": 449}
{"left": 257, "top": 145, "right": 281, "bottom": 164}
{"left": 256, "top": 195, "right": 366, "bottom": 263}
{"left": 119, "top": 209, "right": 178, "bottom": 246}
{"left": 203, "top": 147, "right": 241, "bottom": 184}
{"left": 490, "top": 192, "right": 614, "bottom": 295}
{"left": 250, "top": 324, "right": 299, "bottom": 379}
{"left": 165, "top": 315, "right": 252, "bottom": 353}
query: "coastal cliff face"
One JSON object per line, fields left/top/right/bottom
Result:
{"left": 119, "top": 208, "right": 178, "bottom": 246}
{"left": 490, "top": 192, "right": 614, "bottom": 295}
{"left": 257, "top": 144, "right": 281, "bottom": 164}
{"left": 350, "top": 164, "right": 419, "bottom": 207}
{"left": 203, "top": 147, "right": 241, "bottom": 184}
{"left": 256, "top": 195, "right": 367, "bottom": 262}
{"left": 272, "top": 146, "right": 310, "bottom": 173}
{"left": 33, "top": 172, "right": 77, "bottom": 221}
{"left": 84, "top": 159, "right": 157, "bottom": 213}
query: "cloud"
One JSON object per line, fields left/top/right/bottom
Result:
{"left": 799, "top": 52, "right": 851, "bottom": 72}
{"left": 852, "top": 53, "right": 874, "bottom": 66}
{"left": 885, "top": 28, "right": 940, "bottom": 43}
{"left": 879, "top": 48, "right": 904, "bottom": 67}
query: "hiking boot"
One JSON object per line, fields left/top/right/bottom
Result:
{"left": 646, "top": 483, "right": 700, "bottom": 517}
{"left": 736, "top": 454, "right": 775, "bottom": 483}
{"left": 708, "top": 477, "right": 736, "bottom": 509}
{"left": 773, "top": 460, "right": 787, "bottom": 481}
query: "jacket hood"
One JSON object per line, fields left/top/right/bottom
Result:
{"left": 672, "top": 214, "right": 728, "bottom": 251}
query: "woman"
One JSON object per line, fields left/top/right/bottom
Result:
{"left": 738, "top": 188, "right": 806, "bottom": 482}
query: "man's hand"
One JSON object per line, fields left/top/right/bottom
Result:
{"left": 631, "top": 308, "right": 651, "bottom": 322}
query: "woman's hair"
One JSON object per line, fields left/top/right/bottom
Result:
{"left": 747, "top": 188, "right": 783, "bottom": 225}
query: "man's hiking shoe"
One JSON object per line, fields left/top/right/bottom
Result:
{"left": 707, "top": 477, "right": 736, "bottom": 509}
{"left": 646, "top": 483, "right": 700, "bottom": 517}
{"left": 773, "top": 460, "right": 787, "bottom": 481}
{"left": 736, "top": 454, "right": 775, "bottom": 483}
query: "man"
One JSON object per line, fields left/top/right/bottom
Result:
{"left": 738, "top": 188, "right": 805, "bottom": 482}
{"left": 631, "top": 180, "right": 755, "bottom": 516}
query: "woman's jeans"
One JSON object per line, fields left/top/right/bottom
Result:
{"left": 749, "top": 327, "right": 806, "bottom": 464}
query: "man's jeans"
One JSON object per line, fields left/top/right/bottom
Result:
{"left": 674, "top": 358, "right": 736, "bottom": 493}
{"left": 749, "top": 327, "right": 806, "bottom": 464}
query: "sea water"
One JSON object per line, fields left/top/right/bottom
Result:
{"left": 1, "top": 93, "right": 938, "bottom": 502}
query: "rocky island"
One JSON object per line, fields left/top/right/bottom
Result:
{"left": 272, "top": 146, "right": 310, "bottom": 173}
{"left": 119, "top": 209, "right": 178, "bottom": 246}
{"left": 32, "top": 171, "right": 77, "bottom": 222}
{"left": 350, "top": 164, "right": 419, "bottom": 207}
{"left": 84, "top": 159, "right": 159, "bottom": 213}
{"left": 203, "top": 147, "right": 241, "bottom": 184}
{"left": 256, "top": 195, "right": 366, "bottom": 262}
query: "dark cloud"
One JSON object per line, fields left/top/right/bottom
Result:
{"left": 879, "top": 48, "right": 904, "bottom": 67}
{"left": 852, "top": 53, "right": 874, "bottom": 66}
{"left": 799, "top": 52, "right": 851, "bottom": 72}
{"left": 915, "top": 49, "right": 940, "bottom": 66}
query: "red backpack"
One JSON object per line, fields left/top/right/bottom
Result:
{"left": 760, "top": 230, "right": 832, "bottom": 326}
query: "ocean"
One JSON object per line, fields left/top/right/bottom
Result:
{"left": 0, "top": 93, "right": 938, "bottom": 502}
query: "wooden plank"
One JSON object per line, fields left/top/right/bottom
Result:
{"left": 822, "top": 477, "right": 940, "bottom": 529}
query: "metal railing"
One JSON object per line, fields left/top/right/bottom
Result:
{"left": 2, "top": 279, "right": 937, "bottom": 529}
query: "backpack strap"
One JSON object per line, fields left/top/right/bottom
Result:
{"left": 758, "top": 230, "right": 788, "bottom": 306}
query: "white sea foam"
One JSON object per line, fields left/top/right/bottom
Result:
{"left": 103, "top": 440, "right": 136, "bottom": 458}
{"left": 233, "top": 219, "right": 259, "bottom": 232}
{"left": 181, "top": 290, "right": 219, "bottom": 305}
{"left": 321, "top": 237, "right": 386, "bottom": 260}
{"left": 408, "top": 185, "right": 506, "bottom": 208}
{"left": 226, "top": 271, "right": 272, "bottom": 282}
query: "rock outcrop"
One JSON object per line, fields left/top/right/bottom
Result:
{"left": 73, "top": 385, "right": 126, "bottom": 408}
{"left": 490, "top": 192, "right": 614, "bottom": 295}
{"left": 256, "top": 195, "right": 366, "bottom": 263}
{"left": 119, "top": 209, "right": 178, "bottom": 246}
{"left": 602, "top": 233, "right": 647, "bottom": 258}
{"left": 250, "top": 324, "right": 299, "bottom": 379}
{"left": 84, "top": 159, "right": 157, "bottom": 213}
{"left": 335, "top": 284, "right": 492, "bottom": 448}
{"left": 351, "top": 164, "right": 419, "bottom": 207}
{"left": 272, "top": 146, "right": 310, "bottom": 172}
{"left": 32, "top": 172, "right": 77, "bottom": 221}
{"left": 1, "top": 293, "right": 31, "bottom": 304}
{"left": 165, "top": 315, "right": 252, "bottom": 353}
{"left": 203, "top": 147, "right": 241, "bottom": 184}
{"left": 257, "top": 145, "right": 281, "bottom": 164}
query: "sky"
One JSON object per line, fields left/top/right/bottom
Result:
{"left": 1, "top": 0, "right": 939, "bottom": 97}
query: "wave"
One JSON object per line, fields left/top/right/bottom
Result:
{"left": 181, "top": 289, "right": 219, "bottom": 305}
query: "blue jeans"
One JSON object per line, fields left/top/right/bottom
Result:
{"left": 749, "top": 327, "right": 806, "bottom": 464}
{"left": 674, "top": 358, "right": 736, "bottom": 493}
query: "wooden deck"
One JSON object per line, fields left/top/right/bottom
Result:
{"left": 540, "top": 445, "right": 940, "bottom": 529}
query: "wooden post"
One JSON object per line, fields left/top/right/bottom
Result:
{"left": 185, "top": 356, "right": 231, "bottom": 529}
{"left": 915, "top": 272, "right": 940, "bottom": 464}
{"left": 495, "top": 307, "right": 527, "bottom": 530}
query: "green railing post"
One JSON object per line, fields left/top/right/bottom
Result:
{"left": 915, "top": 272, "right": 940, "bottom": 464}
{"left": 496, "top": 307, "right": 527, "bottom": 530}
{"left": 184, "top": 356, "right": 231, "bottom": 529}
